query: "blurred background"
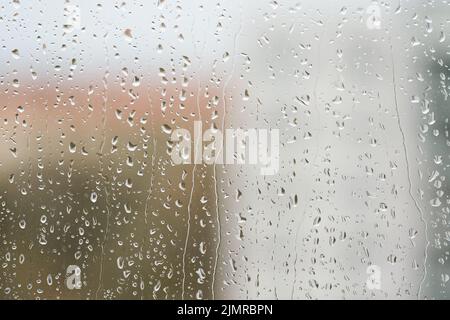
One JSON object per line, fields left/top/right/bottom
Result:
{"left": 0, "top": 0, "right": 448, "bottom": 299}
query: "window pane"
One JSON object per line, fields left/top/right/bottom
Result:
{"left": 0, "top": 0, "right": 448, "bottom": 299}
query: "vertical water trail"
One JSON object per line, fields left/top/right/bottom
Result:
{"left": 212, "top": 16, "right": 243, "bottom": 299}
{"left": 389, "top": 37, "right": 429, "bottom": 299}
{"left": 291, "top": 21, "right": 326, "bottom": 299}
{"left": 96, "top": 33, "right": 111, "bottom": 300}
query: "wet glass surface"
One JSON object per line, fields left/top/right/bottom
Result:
{"left": 0, "top": 0, "right": 449, "bottom": 299}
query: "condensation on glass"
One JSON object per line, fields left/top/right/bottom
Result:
{"left": 0, "top": 0, "right": 448, "bottom": 299}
